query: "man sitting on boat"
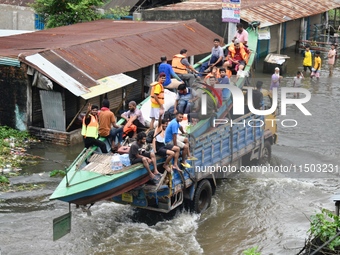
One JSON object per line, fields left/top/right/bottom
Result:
{"left": 172, "top": 49, "right": 199, "bottom": 87}
{"left": 152, "top": 115, "right": 181, "bottom": 172}
{"left": 98, "top": 99, "right": 123, "bottom": 152}
{"left": 223, "top": 39, "right": 249, "bottom": 74}
{"left": 233, "top": 23, "right": 248, "bottom": 46}
{"left": 82, "top": 103, "right": 108, "bottom": 153}
{"left": 121, "top": 101, "right": 146, "bottom": 139}
{"left": 159, "top": 56, "right": 184, "bottom": 89}
{"left": 174, "top": 84, "right": 199, "bottom": 115}
{"left": 129, "top": 132, "right": 161, "bottom": 183}
{"left": 164, "top": 112, "right": 193, "bottom": 168}
{"left": 198, "top": 38, "right": 224, "bottom": 75}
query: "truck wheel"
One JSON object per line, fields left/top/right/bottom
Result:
{"left": 259, "top": 140, "right": 271, "bottom": 164}
{"left": 193, "top": 180, "right": 212, "bottom": 213}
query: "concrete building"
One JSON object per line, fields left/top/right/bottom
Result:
{"left": 0, "top": 19, "right": 222, "bottom": 145}
{"left": 0, "top": 0, "right": 37, "bottom": 30}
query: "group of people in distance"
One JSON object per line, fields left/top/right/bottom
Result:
{"left": 270, "top": 42, "right": 337, "bottom": 98}
{"left": 303, "top": 43, "right": 337, "bottom": 77}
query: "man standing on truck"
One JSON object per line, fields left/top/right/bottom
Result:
{"left": 149, "top": 73, "right": 166, "bottom": 131}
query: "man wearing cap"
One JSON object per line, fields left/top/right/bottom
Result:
{"left": 223, "top": 39, "right": 250, "bottom": 73}
{"left": 270, "top": 67, "right": 283, "bottom": 91}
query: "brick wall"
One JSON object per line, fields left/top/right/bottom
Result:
{"left": 29, "top": 127, "right": 83, "bottom": 146}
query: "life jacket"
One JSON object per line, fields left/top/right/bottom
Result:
{"left": 228, "top": 43, "right": 249, "bottom": 63}
{"left": 171, "top": 54, "right": 188, "bottom": 74}
{"left": 150, "top": 82, "right": 164, "bottom": 106}
{"left": 81, "top": 114, "right": 98, "bottom": 138}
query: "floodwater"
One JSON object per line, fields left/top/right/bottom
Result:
{"left": 1, "top": 47, "right": 340, "bottom": 255}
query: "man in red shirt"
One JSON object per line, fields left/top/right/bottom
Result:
{"left": 98, "top": 99, "right": 123, "bottom": 151}
{"left": 223, "top": 39, "right": 250, "bottom": 73}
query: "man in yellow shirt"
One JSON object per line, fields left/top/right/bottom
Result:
{"left": 149, "top": 73, "right": 165, "bottom": 130}
{"left": 303, "top": 45, "right": 312, "bottom": 74}
{"left": 311, "top": 51, "right": 321, "bottom": 79}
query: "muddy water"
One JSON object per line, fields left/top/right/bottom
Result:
{"left": 1, "top": 47, "right": 340, "bottom": 255}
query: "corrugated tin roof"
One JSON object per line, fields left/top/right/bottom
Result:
{"left": 241, "top": 0, "right": 340, "bottom": 27}
{"left": 0, "top": 19, "right": 223, "bottom": 95}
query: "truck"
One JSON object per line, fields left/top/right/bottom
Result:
{"left": 111, "top": 89, "right": 277, "bottom": 213}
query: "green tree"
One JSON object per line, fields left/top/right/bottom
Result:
{"left": 30, "top": 0, "right": 105, "bottom": 28}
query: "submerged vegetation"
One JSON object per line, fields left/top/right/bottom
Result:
{"left": 0, "top": 126, "right": 40, "bottom": 189}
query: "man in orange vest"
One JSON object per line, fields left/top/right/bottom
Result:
{"left": 223, "top": 39, "right": 250, "bottom": 73}
{"left": 82, "top": 103, "right": 108, "bottom": 153}
{"left": 172, "top": 49, "right": 199, "bottom": 87}
{"left": 149, "top": 73, "right": 166, "bottom": 130}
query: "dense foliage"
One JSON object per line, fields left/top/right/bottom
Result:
{"left": 309, "top": 208, "right": 340, "bottom": 250}
{"left": 30, "top": 0, "right": 132, "bottom": 29}
{"left": 30, "top": 0, "right": 105, "bottom": 28}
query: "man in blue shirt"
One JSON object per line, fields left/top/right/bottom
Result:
{"left": 174, "top": 84, "right": 199, "bottom": 114}
{"left": 164, "top": 112, "right": 192, "bottom": 168}
{"left": 159, "top": 56, "right": 183, "bottom": 89}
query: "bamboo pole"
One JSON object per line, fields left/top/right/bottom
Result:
{"left": 66, "top": 101, "right": 87, "bottom": 132}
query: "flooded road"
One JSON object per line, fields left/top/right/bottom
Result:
{"left": 1, "top": 47, "right": 340, "bottom": 255}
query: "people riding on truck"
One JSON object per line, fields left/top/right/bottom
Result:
{"left": 152, "top": 115, "right": 181, "bottom": 172}
{"left": 164, "top": 112, "right": 193, "bottom": 168}
{"left": 149, "top": 73, "right": 166, "bottom": 131}
{"left": 129, "top": 132, "right": 161, "bottom": 184}
{"left": 174, "top": 84, "right": 199, "bottom": 115}
{"left": 121, "top": 101, "right": 146, "bottom": 139}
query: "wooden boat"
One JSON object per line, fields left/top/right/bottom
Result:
{"left": 49, "top": 26, "right": 258, "bottom": 206}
